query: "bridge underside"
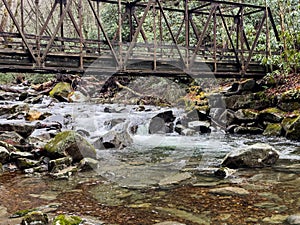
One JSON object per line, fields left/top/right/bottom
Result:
{"left": 0, "top": 0, "right": 279, "bottom": 78}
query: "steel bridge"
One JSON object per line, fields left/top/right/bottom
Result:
{"left": 0, "top": 0, "right": 280, "bottom": 78}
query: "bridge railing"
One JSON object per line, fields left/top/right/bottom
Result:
{"left": 0, "top": 0, "right": 280, "bottom": 77}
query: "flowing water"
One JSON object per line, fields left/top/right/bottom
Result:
{"left": 1, "top": 101, "right": 300, "bottom": 224}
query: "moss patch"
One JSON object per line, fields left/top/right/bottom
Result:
{"left": 52, "top": 214, "right": 82, "bottom": 225}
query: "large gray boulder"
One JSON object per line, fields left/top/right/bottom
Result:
{"left": 222, "top": 143, "right": 279, "bottom": 168}
{"left": 44, "top": 131, "right": 96, "bottom": 161}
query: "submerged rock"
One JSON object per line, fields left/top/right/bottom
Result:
{"left": 44, "top": 131, "right": 96, "bottom": 161}
{"left": 286, "top": 214, "right": 300, "bottom": 225}
{"left": 222, "top": 143, "right": 279, "bottom": 168}
{"left": 209, "top": 187, "right": 250, "bottom": 196}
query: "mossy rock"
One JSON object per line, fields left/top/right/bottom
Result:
{"left": 281, "top": 115, "right": 300, "bottom": 140}
{"left": 263, "top": 123, "right": 282, "bottom": 136}
{"left": 258, "top": 108, "right": 285, "bottom": 123}
{"left": 44, "top": 131, "right": 96, "bottom": 162}
{"left": 10, "top": 208, "right": 37, "bottom": 218}
{"left": 235, "top": 109, "right": 258, "bottom": 121}
{"left": 49, "top": 82, "right": 72, "bottom": 99}
{"left": 52, "top": 214, "right": 82, "bottom": 225}
{"left": 21, "top": 211, "right": 48, "bottom": 225}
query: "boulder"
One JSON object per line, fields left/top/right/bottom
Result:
{"left": 222, "top": 143, "right": 279, "bottom": 168}
{"left": 0, "top": 122, "right": 36, "bottom": 138}
{"left": 49, "top": 82, "right": 72, "bottom": 101}
{"left": 16, "top": 158, "right": 39, "bottom": 170}
{"left": 0, "top": 131, "right": 24, "bottom": 146}
{"left": 78, "top": 157, "right": 99, "bottom": 171}
{"left": 68, "top": 91, "right": 89, "bottom": 102}
{"left": 282, "top": 116, "right": 300, "bottom": 140}
{"left": 235, "top": 109, "right": 258, "bottom": 121}
{"left": 44, "top": 131, "right": 96, "bottom": 161}
{"left": 258, "top": 108, "right": 285, "bottom": 123}
{"left": 21, "top": 211, "right": 48, "bottom": 225}
{"left": 263, "top": 123, "right": 282, "bottom": 136}
{"left": 97, "top": 129, "right": 133, "bottom": 149}
{"left": 48, "top": 157, "right": 73, "bottom": 173}
{"left": 149, "top": 110, "right": 175, "bottom": 134}
{"left": 0, "top": 146, "right": 10, "bottom": 164}
{"left": 188, "top": 121, "right": 211, "bottom": 133}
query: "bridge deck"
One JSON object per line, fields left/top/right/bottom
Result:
{"left": 0, "top": 0, "right": 280, "bottom": 78}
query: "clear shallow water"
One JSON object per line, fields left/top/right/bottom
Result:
{"left": 1, "top": 101, "right": 300, "bottom": 224}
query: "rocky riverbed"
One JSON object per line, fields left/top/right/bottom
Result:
{"left": 0, "top": 74, "right": 300, "bottom": 224}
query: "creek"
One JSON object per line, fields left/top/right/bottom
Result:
{"left": 1, "top": 100, "right": 300, "bottom": 224}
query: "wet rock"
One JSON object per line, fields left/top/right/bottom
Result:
{"left": 78, "top": 157, "right": 99, "bottom": 171}
{"left": 282, "top": 115, "right": 300, "bottom": 140}
{"left": 0, "top": 121, "right": 36, "bottom": 138}
{"left": 99, "top": 129, "right": 133, "bottom": 149}
{"left": 10, "top": 151, "right": 34, "bottom": 160}
{"left": 286, "top": 214, "right": 300, "bottom": 225}
{"left": 25, "top": 110, "right": 51, "bottom": 121}
{"left": 49, "top": 82, "right": 72, "bottom": 102}
{"left": 263, "top": 123, "right": 282, "bottom": 136}
{"left": 158, "top": 172, "right": 191, "bottom": 187}
{"left": 149, "top": 110, "right": 175, "bottom": 134}
{"left": 209, "top": 187, "right": 249, "bottom": 196}
{"left": 48, "top": 157, "right": 73, "bottom": 173}
{"left": 16, "top": 158, "right": 39, "bottom": 170}
{"left": 174, "top": 124, "right": 186, "bottom": 135}
{"left": 278, "top": 101, "right": 300, "bottom": 112}
{"left": 0, "top": 131, "right": 24, "bottom": 146}
{"left": 234, "top": 108, "right": 258, "bottom": 121}
{"left": 181, "top": 128, "right": 196, "bottom": 136}
{"left": 50, "top": 166, "right": 78, "bottom": 179}
{"left": 222, "top": 143, "right": 279, "bottom": 168}
{"left": 53, "top": 214, "right": 82, "bottom": 225}
{"left": 214, "top": 167, "right": 236, "bottom": 178}
{"left": 258, "top": 107, "right": 285, "bottom": 123}
{"left": 21, "top": 211, "right": 48, "bottom": 225}
{"left": 104, "top": 118, "right": 126, "bottom": 129}
{"left": 68, "top": 91, "right": 89, "bottom": 102}
{"left": 181, "top": 109, "right": 208, "bottom": 126}
{"left": 233, "top": 126, "right": 264, "bottom": 135}
{"left": 0, "top": 146, "right": 10, "bottom": 164}
{"left": 188, "top": 121, "right": 211, "bottom": 133}
{"left": 44, "top": 131, "right": 96, "bottom": 161}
